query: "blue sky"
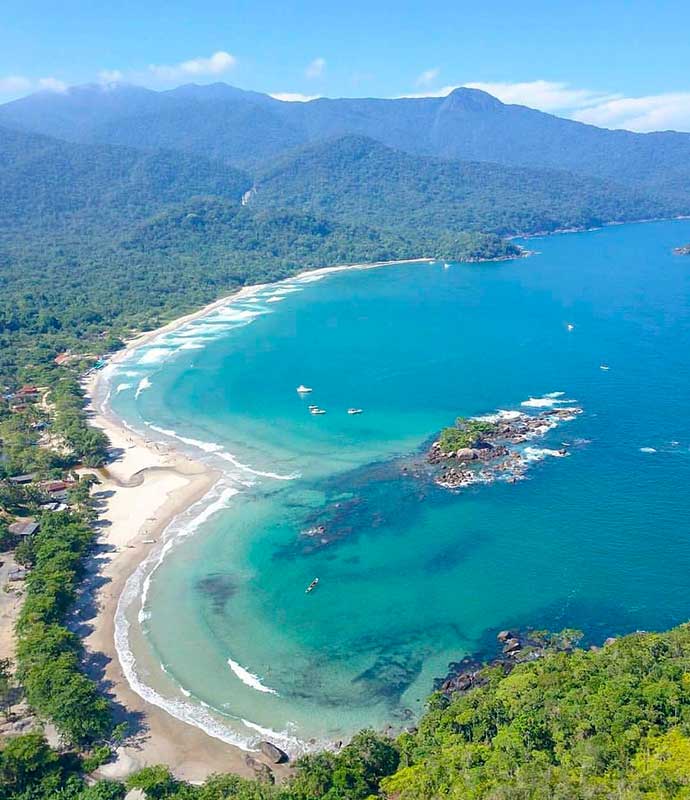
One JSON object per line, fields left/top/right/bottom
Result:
{"left": 2, "top": 0, "right": 690, "bottom": 131}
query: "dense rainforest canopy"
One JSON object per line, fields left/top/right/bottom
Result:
{"left": 6, "top": 625, "right": 690, "bottom": 798}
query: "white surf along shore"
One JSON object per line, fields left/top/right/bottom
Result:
{"left": 83, "top": 257, "right": 436, "bottom": 776}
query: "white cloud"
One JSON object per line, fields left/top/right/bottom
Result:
{"left": 415, "top": 67, "right": 440, "bottom": 88}
{"left": 148, "top": 51, "right": 236, "bottom": 82}
{"left": 463, "top": 80, "right": 619, "bottom": 113}
{"left": 399, "top": 78, "right": 690, "bottom": 132}
{"left": 573, "top": 92, "right": 690, "bottom": 133}
{"left": 38, "top": 77, "right": 67, "bottom": 93}
{"left": 0, "top": 74, "right": 67, "bottom": 99}
{"left": 270, "top": 92, "right": 320, "bottom": 102}
{"left": 305, "top": 57, "right": 326, "bottom": 79}
{"left": 0, "top": 75, "right": 32, "bottom": 93}
{"left": 463, "top": 80, "right": 690, "bottom": 132}
{"left": 98, "top": 69, "right": 125, "bottom": 84}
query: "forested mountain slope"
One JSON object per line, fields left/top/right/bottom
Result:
{"left": 0, "top": 125, "right": 250, "bottom": 232}
{"left": 252, "top": 135, "right": 686, "bottom": 235}
{"left": 3, "top": 82, "right": 690, "bottom": 194}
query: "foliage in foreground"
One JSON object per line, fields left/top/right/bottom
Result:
{"left": 14, "top": 511, "right": 112, "bottom": 746}
{"left": 8, "top": 626, "right": 690, "bottom": 798}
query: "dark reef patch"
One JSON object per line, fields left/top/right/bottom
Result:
{"left": 195, "top": 572, "right": 238, "bottom": 614}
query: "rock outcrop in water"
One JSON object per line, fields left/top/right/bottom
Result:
{"left": 435, "top": 629, "right": 583, "bottom": 698}
{"left": 428, "top": 405, "right": 583, "bottom": 489}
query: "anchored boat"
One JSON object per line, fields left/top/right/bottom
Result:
{"left": 306, "top": 577, "right": 319, "bottom": 593}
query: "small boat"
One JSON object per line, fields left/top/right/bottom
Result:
{"left": 599, "top": 364, "right": 610, "bottom": 371}
{"left": 443, "top": 262, "right": 450, "bottom": 269}
{"left": 567, "top": 323, "right": 575, "bottom": 332}
{"left": 310, "top": 407, "right": 326, "bottom": 415}
{"left": 296, "top": 385, "right": 313, "bottom": 393}
{"left": 308, "top": 404, "right": 319, "bottom": 411}
{"left": 306, "top": 577, "right": 319, "bottom": 593}
{"left": 347, "top": 408, "right": 363, "bottom": 415}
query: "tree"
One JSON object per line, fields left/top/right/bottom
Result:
{"left": 0, "top": 658, "right": 15, "bottom": 720}
{"left": 126, "top": 766, "right": 180, "bottom": 799}
{"left": 0, "top": 733, "right": 62, "bottom": 797}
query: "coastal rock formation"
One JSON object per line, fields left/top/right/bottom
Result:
{"left": 260, "top": 740, "right": 289, "bottom": 764}
{"left": 428, "top": 404, "right": 583, "bottom": 490}
{"left": 436, "top": 629, "right": 583, "bottom": 698}
{"left": 244, "top": 755, "right": 275, "bottom": 783}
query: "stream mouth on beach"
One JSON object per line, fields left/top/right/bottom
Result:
{"left": 103, "top": 219, "right": 690, "bottom": 753}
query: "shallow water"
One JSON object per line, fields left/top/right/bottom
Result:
{"left": 108, "top": 219, "right": 690, "bottom": 750}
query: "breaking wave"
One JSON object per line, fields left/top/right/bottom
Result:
{"left": 134, "top": 377, "right": 152, "bottom": 399}
{"left": 145, "top": 424, "right": 300, "bottom": 481}
{"left": 227, "top": 659, "right": 279, "bottom": 695}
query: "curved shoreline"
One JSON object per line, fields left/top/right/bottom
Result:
{"left": 83, "top": 256, "right": 440, "bottom": 780}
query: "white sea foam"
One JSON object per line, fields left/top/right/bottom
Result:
{"left": 476, "top": 409, "right": 524, "bottom": 423}
{"left": 239, "top": 718, "right": 310, "bottom": 754}
{"left": 521, "top": 393, "right": 574, "bottom": 408}
{"left": 138, "top": 347, "right": 174, "bottom": 365}
{"left": 523, "top": 446, "right": 569, "bottom": 462}
{"left": 640, "top": 447, "right": 657, "bottom": 453}
{"left": 115, "top": 383, "right": 132, "bottom": 394}
{"left": 146, "top": 424, "right": 300, "bottom": 481}
{"left": 266, "top": 296, "right": 286, "bottom": 303}
{"left": 134, "top": 377, "right": 152, "bottom": 399}
{"left": 215, "top": 307, "right": 269, "bottom": 322}
{"left": 227, "top": 659, "right": 279, "bottom": 695}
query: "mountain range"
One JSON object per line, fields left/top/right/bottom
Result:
{"left": 2, "top": 81, "right": 690, "bottom": 196}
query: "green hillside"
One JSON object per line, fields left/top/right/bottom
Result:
{"left": 3, "top": 83, "right": 690, "bottom": 195}
{"left": 6, "top": 625, "right": 690, "bottom": 798}
{"left": 0, "top": 125, "right": 250, "bottom": 233}
{"left": 252, "top": 135, "right": 685, "bottom": 235}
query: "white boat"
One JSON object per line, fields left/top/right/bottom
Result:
{"left": 297, "top": 384, "right": 313, "bottom": 393}
{"left": 567, "top": 323, "right": 575, "bottom": 332}
{"left": 308, "top": 404, "right": 319, "bottom": 411}
{"left": 306, "top": 577, "right": 319, "bottom": 593}
{"left": 347, "top": 408, "right": 363, "bottom": 415}
{"left": 599, "top": 364, "right": 610, "bottom": 371}
{"left": 443, "top": 262, "right": 450, "bottom": 269}
{"left": 310, "top": 407, "right": 326, "bottom": 415}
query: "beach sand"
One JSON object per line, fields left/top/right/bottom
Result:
{"left": 0, "top": 554, "right": 24, "bottom": 663}
{"left": 80, "top": 257, "right": 434, "bottom": 782}
{"left": 83, "top": 375, "right": 293, "bottom": 782}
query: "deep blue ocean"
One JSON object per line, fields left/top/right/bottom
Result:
{"left": 107, "top": 219, "right": 690, "bottom": 752}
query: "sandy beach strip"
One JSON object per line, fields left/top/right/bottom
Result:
{"left": 80, "top": 399, "right": 257, "bottom": 781}
{"left": 80, "top": 256, "right": 434, "bottom": 781}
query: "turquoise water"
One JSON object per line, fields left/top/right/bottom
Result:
{"left": 107, "top": 219, "right": 690, "bottom": 751}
